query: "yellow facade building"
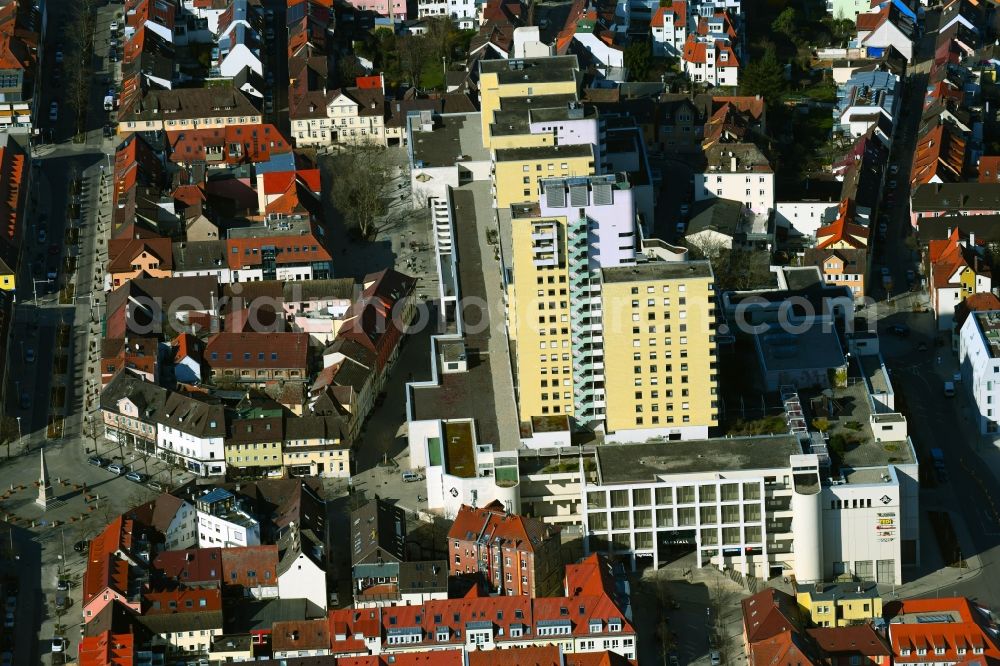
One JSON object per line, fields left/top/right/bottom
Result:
{"left": 224, "top": 417, "right": 284, "bottom": 472}
{"left": 601, "top": 254, "right": 718, "bottom": 439}
{"left": 795, "top": 582, "right": 883, "bottom": 628}
{"left": 493, "top": 145, "right": 596, "bottom": 209}
{"left": 0, "top": 257, "right": 14, "bottom": 292}
{"left": 479, "top": 56, "right": 582, "bottom": 148}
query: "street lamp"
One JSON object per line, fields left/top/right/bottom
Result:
{"left": 15, "top": 416, "right": 21, "bottom": 456}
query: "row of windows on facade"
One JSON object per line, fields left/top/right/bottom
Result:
{"left": 587, "top": 504, "right": 764, "bottom": 529}
{"left": 588, "top": 483, "right": 763, "bottom": 507}
{"left": 385, "top": 625, "right": 631, "bottom": 645}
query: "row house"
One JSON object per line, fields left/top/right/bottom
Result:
{"left": 328, "top": 554, "right": 636, "bottom": 660}
{"left": 0, "top": 1, "right": 38, "bottom": 114}
{"left": 287, "top": 0, "right": 335, "bottom": 59}
{"left": 155, "top": 389, "right": 226, "bottom": 476}
{"left": 125, "top": 0, "right": 177, "bottom": 44}
{"left": 103, "top": 275, "right": 221, "bottom": 341}
{"left": 681, "top": 11, "right": 740, "bottom": 87}
{"left": 340, "top": 0, "right": 408, "bottom": 21}
{"left": 417, "top": 0, "right": 478, "bottom": 27}
{"left": 123, "top": 27, "right": 176, "bottom": 91}
{"left": 651, "top": 2, "right": 688, "bottom": 57}
{"left": 282, "top": 414, "right": 352, "bottom": 478}
{"left": 224, "top": 216, "right": 333, "bottom": 283}
{"left": 804, "top": 200, "right": 869, "bottom": 299}
{"left": 166, "top": 123, "right": 291, "bottom": 168}
{"left": 224, "top": 415, "right": 285, "bottom": 474}
{"left": 0, "top": 135, "right": 26, "bottom": 283}
{"left": 101, "top": 336, "right": 162, "bottom": 385}
{"left": 909, "top": 182, "right": 1000, "bottom": 228}
{"left": 350, "top": 498, "right": 448, "bottom": 608}
{"left": 100, "top": 371, "right": 227, "bottom": 476}
{"left": 220, "top": 544, "right": 280, "bottom": 599}
{"left": 217, "top": 0, "right": 263, "bottom": 78}
{"left": 117, "top": 85, "right": 262, "bottom": 135}
{"left": 106, "top": 236, "right": 174, "bottom": 289}
{"left": 910, "top": 113, "right": 968, "bottom": 187}
{"left": 172, "top": 240, "right": 230, "bottom": 283}
{"left": 447, "top": 500, "right": 563, "bottom": 597}
{"left": 741, "top": 589, "right": 892, "bottom": 665}
{"left": 204, "top": 331, "right": 310, "bottom": 385}
{"left": 83, "top": 514, "right": 159, "bottom": 622}
{"left": 929, "top": 227, "right": 992, "bottom": 332}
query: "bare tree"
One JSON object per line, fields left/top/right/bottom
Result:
{"left": 397, "top": 35, "right": 430, "bottom": 88}
{"left": 325, "top": 145, "right": 395, "bottom": 241}
{"left": 64, "top": 0, "right": 97, "bottom": 135}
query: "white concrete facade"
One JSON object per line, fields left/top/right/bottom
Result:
{"left": 277, "top": 550, "right": 328, "bottom": 611}
{"left": 197, "top": 510, "right": 261, "bottom": 548}
{"left": 959, "top": 310, "right": 1000, "bottom": 435}
{"left": 695, "top": 168, "right": 774, "bottom": 216}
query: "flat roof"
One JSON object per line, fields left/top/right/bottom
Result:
{"left": 601, "top": 260, "right": 713, "bottom": 283}
{"left": 499, "top": 94, "right": 578, "bottom": 111}
{"left": 228, "top": 216, "right": 311, "bottom": 239}
{"left": 973, "top": 311, "right": 1000, "bottom": 358}
{"left": 443, "top": 421, "right": 476, "bottom": 478}
{"left": 494, "top": 144, "right": 592, "bottom": 162}
{"left": 860, "top": 354, "right": 891, "bottom": 397}
{"left": 756, "top": 326, "right": 846, "bottom": 373}
{"left": 411, "top": 113, "right": 490, "bottom": 169}
{"left": 595, "top": 435, "right": 804, "bottom": 484}
{"left": 480, "top": 55, "right": 579, "bottom": 85}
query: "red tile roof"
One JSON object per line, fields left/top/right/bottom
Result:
{"left": 447, "top": 500, "right": 558, "bottom": 554}
{"left": 890, "top": 597, "right": 1000, "bottom": 664}
{"left": 929, "top": 226, "right": 989, "bottom": 289}
{"left": 911, "top": 122, "right": 966, "bottom": 186}
{"left": 857, "top": 8, "right": 888, "bottom": 32}
{"left": 272, "top": 618, "right": 331, "bottom": 653}
{"left": 107, "top": 237, "right": 173, "bottom": 273}
{"left": 980, "top": 155, "right": 1000, "bottom": 183}
{"left": 144, "top": 588, "right": 222, "bottom": 614}
{"left": 468, "top": 646, "right": 560, "bottom": 666}
{"left": 0, "top": 136, "right": 25, "bottom": 243}
{"left": 808, "top": 625, "right": 891, "bottom": 657}
{"left": 224, "top": 225, "right": 331, "bottom": 269}
{"left": 815, "top": 200, "right": 869, "bottom": 249}
{"left": 355, "top": 74, "right": 383, "bottom": 90}
{"left": 152, "top": 548, "right": 223, "bottom": 587}
{"left": 205, "top": 332, "right": 310, "bottom": 370}
{"left": 84, "top": 515, "right": 144, "bottom": 606}
{"left": 221, "top": 544, "right": 279, "bottom": 589}
{"left": 78, "top": 631, "right": 135, "bottom": 666}
{"left": 166, "top": 124, "right": 291, "bottom": 166}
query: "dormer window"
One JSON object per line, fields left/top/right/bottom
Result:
{"left": 917, "top": 648, "right": 927, "bottom": 656}
{"left": 935, "top": 647, "right": 945, "bottom": 656}
{"left": 609, "top": 619, "right": 622, "bottom": 632}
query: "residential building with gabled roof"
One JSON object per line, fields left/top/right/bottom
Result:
{"left": 888, "top": 597, "right": 1000, "bottom": 663}
{"left": 929, "top": 227, "right": 992, "bottom": 331}
{"left": 282, "top": 414, "right": 353, "bottom": 478}
{"left": 854, "top": 3, "right": 915, "bottom": 61}
{"left": 166, "top": 123, "right": 291, "bottom": 167}
{"left": 117, "top": 85, "right": 262, "bottom": 135}
{"left": 106, "top": 236, "right": 174, "bottom": 289}
{"left": 448, "top": 500, "right": 563, "bottom": 597}
{"left": 225, "top": 216, "right": 332, "bottom": 282}
{"left": 910, "top": 115, "right": 967, "bottom": 187}
{"left": 154, "top": 389, "right": 227, "bottom": 476}
{"left": 651, "top": 2, "right": 688, "bottom": 57}
{"left": 220, "top": 544, "right": 279, "bottom": 598}
{"left": 326, "top": 554, "right": 635, "bottom": 660}
{"left": 681, "top": 10, "right": 740, "bottom": 87}
{"left": 204, "top": 331, "right": 310, "bottom": 385}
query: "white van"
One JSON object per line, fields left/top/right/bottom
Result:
{"left": 402, "top": 471, "right": 422, "bottom": 483}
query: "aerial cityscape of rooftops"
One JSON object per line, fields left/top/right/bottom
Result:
{"left": 2, "top": 0, "right": 1000, "bottom": 664}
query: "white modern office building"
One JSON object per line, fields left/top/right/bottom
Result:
{"left": 581, "top": 358, "right": 918, "bottom": 585}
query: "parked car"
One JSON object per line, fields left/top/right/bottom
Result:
{"left": 878, "top": 222, "right": 888, "bottom": 236}
{"left": 710, "top": 651, "right": 721, "bottom": 666}
{"left": 880, "top": 266, "right": 890, "bottom": 277}
{"left": 888, "top": 179, "right": 897, "bottom": 190}
{"left": 944, "top": 381, "right": 956, "bottom": 397}
{"left": 3, "top": 611, "right": 13, "bottom": 629}
{"left": 51, "top": 637, "right": 66, "bottom": 653}
{"left": 679, "top": 203, "right": 690, "bottom": 216}
{"left": 56, "top": 579, "right": 68, "bottom": 592}
{"left": 73, "top": 540, "right": 88, "bottom": 553}
{"left": 87, "top": 456, "right": 109, "bottom": 467}
{"left": 48, "top": 101, "right": 57, "bottom": 122}
{"left": 1, "top": 650, "right": 12, "bottom": 666}
{"left": 23, "top": 347, "right": 33, "bottom": 363}
{"left": 104, "top": 124, "right": 115, "bottom": 138}
{"left": 54, "top": 50, "right": 63, "bottom": 64}
{"left": 125, "top": 471, "right": 147, "bottom": 483}
{"left": 37, "top": 228, "right": 46, "bottom": 243}
{"left": 107, "top": 463, "right": 125, "bottom": 475}
{"left": 401, "top": 471, "right": 422, "bottom": 483}
{"left": 147, "top": 480, "right": 164, "bottom": 492}
{"left": 889, "top": 164, "right": 899, "bottom": 175}
{"left": 19, "top": 392, "right": 29, "bottom": 410}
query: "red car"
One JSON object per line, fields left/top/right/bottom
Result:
{"left": 48, "top": 243, "right": 60, "bottom": 256}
